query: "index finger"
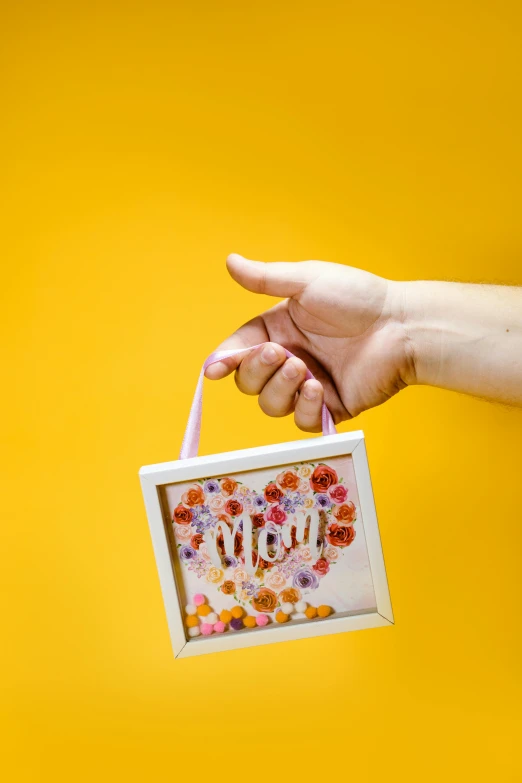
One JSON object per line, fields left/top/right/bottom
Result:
{"left": 204, "top": 315, "right": 269, "bottom": 380}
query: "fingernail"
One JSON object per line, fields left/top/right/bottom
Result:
{"left": 261, "top": 345, "right": 279, "bottom": 365}
{"left": 303, "top": 384, "right": 318, "bottom": 401}
{"left": 282, "top": 360, "right": 299, "bottom": 380}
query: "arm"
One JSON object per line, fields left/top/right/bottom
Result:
{"left": 402, "top": 281, "right": 522, "bottom": 407}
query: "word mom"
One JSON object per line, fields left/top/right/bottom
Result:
{"left": 202, "top": 511, "right": 324, "bottom": 576}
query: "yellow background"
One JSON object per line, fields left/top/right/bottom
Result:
{"left": 1, "top": 1, "right": 521, "bottom": 780}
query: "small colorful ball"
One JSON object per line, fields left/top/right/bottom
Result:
{"left": 185, "top": 603, "right": 197, "bottom": 615}
{"left": 206, "top": 612, "right": 218, "bottom": 625}
{"left": 193, "top": 594, "right": 206, "bottom": 606}
{"left": 295, "top": 600, "right": 308, "bottom": 613}
{"left": 200, "top": 623, "right": 213, "bottom": 635}
{"left": 186, "top": 615, "right": 199, "bottom": 628}
{"left": 230, "top": 618, "right": 244, "bottom": 630}
{"left": 231, "top": 605, "right": 243, "bottom": 619}
{"left": 243, "top": 616, "right": 257, "bottom": 628}
{"left": 276, "top": 610, "right": 289, "bottom": 623}
{"left": 188, "top": 626, "right": 201, "bottom": 638}
{"left": 281, "top": 602, "right": 294, "bottom": 615}
{"left": 219, "top": 609, "right": 232, "bottom": 624}
{"left": 213, "top": 621, "right": 226, "bottom": 634}
{"left": 318, "top": 605, "right": 332, "bottom": 618}
{"left": 197, "top": 604, "right": 211, "bottom": 617}
{"left": 255, "top": 614, "right": 269, "bottom": 627}
{"left": 305, "top": 606, "right": 317, "bottom": 619}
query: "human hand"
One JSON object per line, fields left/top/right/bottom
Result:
{"left": 205, "top": 254, "right": 414, "bottom": 430}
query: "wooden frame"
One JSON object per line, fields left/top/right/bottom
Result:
{"left": 139, "top": 431, "right": 393, "bottom": 658}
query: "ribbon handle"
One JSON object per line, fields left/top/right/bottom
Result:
{"left": 179, "top": 343, "right": 337, "bottom": 460}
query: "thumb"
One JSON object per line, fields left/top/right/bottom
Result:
{"left": 226, "top": 253, "right": 316, "bottom": 298}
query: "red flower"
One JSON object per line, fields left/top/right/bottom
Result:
{"left": 312, "top": 557, "right": 330, "bottom": 576}
{"left": 327, "top": 523, "right": 356, "bottom": 548}
{"left": 265, "top": 504, "right": 287, "bottom": 525}
{"left": 251, "top": 513, "right": 265, "bottom": 529}
{"left": 173, "top": 504, "right": 192, "bottom": 524}
{"left": 310, "top": 465, "right": 338, "bottom": 492}
{"left": 328, "top": 484, "right": 348, "bottom": 504}
{"left": 225, "top": 498, "right": 243, "bottom": 517}
{"left": 264, "top": 483, "right": 283, "bottom": 503}
{"left": 190, "top": 533, "right": 204, "bottom": 549}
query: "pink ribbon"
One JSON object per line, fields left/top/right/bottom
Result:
{"left": 179, "top": 343, "right": 337, "bottom": 459}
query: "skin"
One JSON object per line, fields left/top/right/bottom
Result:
{"left": 205, "top": 254, "right": 522, "bottom": 432}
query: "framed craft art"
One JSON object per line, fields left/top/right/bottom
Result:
{"left": 139, "top": 344, "right": 393, "bottom": 657}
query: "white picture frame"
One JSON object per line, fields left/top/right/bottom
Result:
{"left": 139, "top": 430, "right": 393, "bottom": 658}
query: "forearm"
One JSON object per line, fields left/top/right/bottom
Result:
{"left": 399, "top": 281, "right": 522, "bottom": 406}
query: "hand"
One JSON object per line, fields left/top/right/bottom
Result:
{"left": 205, "top": 254, "right": 414, "bottom": 431}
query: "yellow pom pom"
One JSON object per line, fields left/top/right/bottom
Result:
{"left": 317, "top": 605, "right": 332, "bottom": 618}
{"left": 231, "top": 605, "right": 243, "bottom": 619}
{"left": 186, "top": 615, "right": 199, "bottom": 628}
{"left": 305, "top": 606, "right": 317, "bottom": 619}
{"left": 197, "top": 604, "right": 211, "bottom": 617}
{"left": 219, "top": 609, "right": 232, "bottom": 624}
{"left": 275, "top": 611, "right": 289, "bottom": 623}
{"left": 243, "top": 616, "right": 256, "bottom": 628}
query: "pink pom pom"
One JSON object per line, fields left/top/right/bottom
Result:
{"left": 256, "top": 614, "right": 269, "bottom": 627}
{"left": 213, "top": 621, "right": 226, "bottom": 634}
{"left": 193, "top": 594, "right": 206, "bottom": 606}
{"left": 200, "top": 623, "right": 213, "bottom": 635}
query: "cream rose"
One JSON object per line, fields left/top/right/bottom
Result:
{"left": 265, "top": 571, "right": 286, "bottom": 590}
{"left": 324, "top": 545, "right": 339, "bottom": 562}
{"left": 298, "top": 465, "right": 312, "bottom": 478}
{"left": 174, "top": 524, "right": 192, "bottom": 541}
{"left": 233, "top": 567, "right": 249, "bottom": 584}
{"left": 206, "top": 567, "right": 224, "bottom": 584}
{"left": 304, "top": 498, "right": 314, "bottom": 509}
{"left": 209, "top": 495, "right": 227, "bottom": 512}
{"left": 300, "top": 546, "right": 312, "bottom": 562}
{"left": 199, "top": 543, "right": 211, "bottom": 561}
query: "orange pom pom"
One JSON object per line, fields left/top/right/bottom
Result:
{"left": 305, "top": 606, "right": 317, "bottom": 619}
{"left": 197, "top": 604, "right": 211, "bottom": 617}
{"left": 275, "top": 610, "right": 289, "bottom": 623}
{"left": 231, "top": 605, "right": 243, "bottom": 619}
{"left": 317, "top": 605, "right": 332, "bottom": 618}
{"left": 219, "top": 609, "right": 232, "bottom": 624}
{"left": 186, "top": 615, "right": 199, "bottom": 628}
{"left": 243, "top": 616, "right": 256, "bottom": 628}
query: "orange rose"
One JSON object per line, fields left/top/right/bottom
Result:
{"left": 225, "top": 498, "right": 243, "bottom": 517}
{"left": 333, "top": 502, "right": 356, "bottom": 523}
{"left": 181, "top": 484, "right": 205, "bottom": 507}
{"left": 264, "top": 483, "right": 283, "bottom": 504}
{"left": 220, "top": 477, "right": 238, "bottom": 496}
{"left": 251, "top": 587, "right": 278, "bottom": 613}
{"left": 221, "top": 580, "right": 235, "bottom": 595}
{"left": 310, "top": 465, "right": 338, "bottom": 492}
{"left": 327, "top": 523, "right": 356, "bottom": 548}
{"left": 251, "top": 513, "right": 265, "bottom": 529}
{"left": 276, "top": 470, "right": 300, "bottom": 491}
{"left": 190, "top": 533, "right": 204, "bottom": 549}
{"left": 173, "top": 504, "right": 192, "bottom": 524}
{"left": 279, "top": 587, "right": 301, "bottom": 604}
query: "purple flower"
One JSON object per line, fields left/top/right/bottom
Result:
{"left": 253, "top": 495, "right": 266, "bottom": 508}
{"left": 266, "top": 532, "right": 277, "bottom": 546}
{"left": 315, "top": 493, "right": 332, "bottom": 509}
{"left": 280, "top": 492, "right": 303, "bottom": 514}
{"left": 241, "top": 580, "right": 256, "bottom": 596}
{"left": 223, "top": 554, "right": 237, "bottom": 568}
{"left": 204, "top": 480, "right": 220, "bottom": 494}
{"left": 292, "top": 568, "right": 319, "bottom": 591}
{"left": 191, "top": 504, "right": 216, "bottom": 534}
{"left": 179, "top": 545, "right": 197, "bottom": 562}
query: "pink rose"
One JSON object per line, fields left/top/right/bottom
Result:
{"left": 328, "top": 484, "right": 348, "bottom": 504}
{"left": 265, "top": 504, "right": 287, "bottom": 525}
{"left": 209, "top": 494, "right": 226, "bottom": 512}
